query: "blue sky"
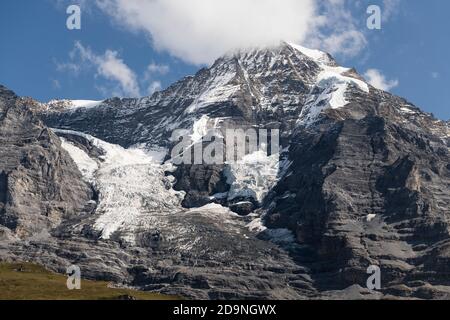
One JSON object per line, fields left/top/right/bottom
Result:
{"left": 0, "top": 0, "right": 449, "bottom": 120}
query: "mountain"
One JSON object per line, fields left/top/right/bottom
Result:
{"left": 1, "top": 42, "right": 450, "bottom": 299}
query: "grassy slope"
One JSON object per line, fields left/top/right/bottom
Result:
{"left": 0, "top": 263, "right": 178, "bottom": 300}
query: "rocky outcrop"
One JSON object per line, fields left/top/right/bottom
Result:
{"left": 172, "top": 164, "right": 229, "bottom": 208}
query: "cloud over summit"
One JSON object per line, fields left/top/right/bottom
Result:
{"left": 96, "top": 0, "right": 320, "bottom": 65}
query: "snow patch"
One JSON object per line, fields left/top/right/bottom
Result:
{"left": 289, "top": 43, "right": 370, "bottom": 126}
{"left": 297, "top": 66, "right": 369, "bottom": 126}
{"left": 317, "top": 67, "right": 369, "bottom": 106}
{"left": 247, "top": 218, "right": 295, "bottom": 244}
{"left": 47, "top": 99, "right": 104, "bottom": 111}
{"left": 186, "top": 203, "right": 237, "bottom": 216}
{"left": 60, "top": 137, "right": 98, "bottom": 182}
{"left": 399, "top": 106, "right": 418, "bottom": 114}
{"left": 288, "top": 43, "right": 331, "bottom": 65}
{"left": 247, "top": 218, "right": 267, "bottom": 233}
{"left": 69, "top": 100, "right": 104, "bottom": 109}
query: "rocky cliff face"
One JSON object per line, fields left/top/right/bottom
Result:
{"left": 265, "top": 92, "right": 450, "bottom": 295}
{"left": 1, "top": 42, "right": 450, "bottom": 299}
{"left": 0, "top": 85, "right": 94, "bottom": 239}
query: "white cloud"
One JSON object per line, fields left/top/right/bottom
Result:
{"left": 55, "top": 61, "right": 81, "bottom": 75}
{"left": 143, "top": 62, "right": 169, "bottom": 82}
{"left": 318, "top": 30, "right": 367, "bottom": 58}
{"left": 146, "top": 63, "right": 170, "bottom": 75}
{"left": 95, "top": 0, "right": 322, "bottom": 65}
{"left": 69, "top": 41, "right": 141, "bottom": 97}
{"left": 57, "top": 42, "right": 174, "bottom": 97}
{"left": 142, "top": 63, "right": 169, "bottom": 95}
{"left": 51, "top": 79, "right": 62, "bottom": 90}
{"left": 306, "top": 0, "right": 367, "bottom": 58}
{"left": 96, "top": 50, "right": 141, "bottom": 97}
{"left": 94, "top": 0, "right": 369, "bottom": 65}
{"left": 364, "top": 69, "right": 399, "bottom": 91}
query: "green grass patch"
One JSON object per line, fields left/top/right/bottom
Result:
{"left": 0, "top": 262, "right": 178, "bottom": 300}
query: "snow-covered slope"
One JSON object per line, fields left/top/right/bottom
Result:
{"left": 45, "top": 99, "right": 104, "bottom": 112}
{"left": 288, "top": 43, "right": 370, "bottom": 126}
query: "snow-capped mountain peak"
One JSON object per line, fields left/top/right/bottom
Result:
{"left": 3, "top": 37, "right": 450, "bottom": 300}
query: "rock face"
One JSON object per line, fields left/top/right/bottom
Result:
{"left": 265, "top": 99, "right": 450, "bottom": 294}
{"left": 1, "top": 42, "right": 450, "bottom": 299}
{"left": 0, "top": 85, "right": 93, "bottom": 238}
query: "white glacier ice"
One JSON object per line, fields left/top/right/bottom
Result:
{"left": 225, "top": 150, "right": 280, "bottom": 203}
{"left": 54, "top": 129, "right": 185, "bottom": 242}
